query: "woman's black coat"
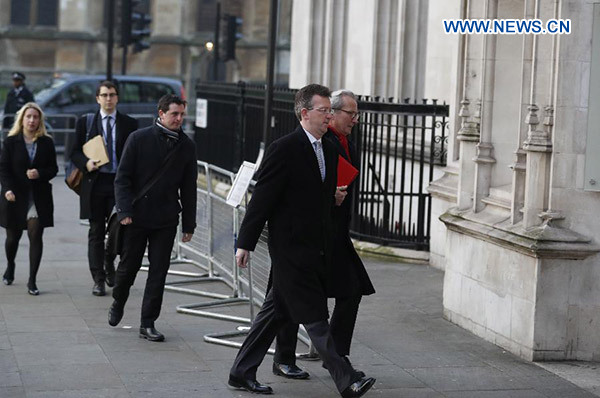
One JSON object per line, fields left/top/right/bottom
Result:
{"left": 0, "top": 134, "right": 58, "bottom": 229}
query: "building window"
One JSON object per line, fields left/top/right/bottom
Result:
{"left": 10, "top": 0, "right": 58, "bottom": 27}
{"left": 197, "top": 0, "right": 217, "bottom": 32}
{"left": 37, "top": 0, "right": 59, "bottom": 26}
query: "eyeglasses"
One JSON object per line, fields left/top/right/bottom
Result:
{"left": 98, "top": 93, "right": 118, "bottom": 98}
{"left": 334, "top": 108, "right": 360, "bottom": 120}
{"left": 307, "top": 107, "right": 334, "bottom": 115}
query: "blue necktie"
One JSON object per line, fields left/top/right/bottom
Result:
{"left": 105, "top": 116, "right": 114, "bottom": 171}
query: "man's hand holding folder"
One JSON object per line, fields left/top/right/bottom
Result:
{"left": 335, "top": 155, "right": 359, "bottom": 206}
{"left": 83, "top": 135, "right": 109, "bottom": 172}
{"left": 337, "top": 155, "right": 358, "bottom": 186}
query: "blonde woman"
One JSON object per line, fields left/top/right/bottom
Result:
{"left": 0, "top": 102, "right": 58, "bottom": 295}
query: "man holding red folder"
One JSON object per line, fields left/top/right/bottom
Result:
{"left": 273, "top": 89, "right": 375, "bottom": 380}
{"left": 229, "top": 84, "right": 375, "bottom": 397}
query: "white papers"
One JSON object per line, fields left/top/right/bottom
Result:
{"left": 195, "top": 98, "right": 208, "bottom": 128}
{"left": 226, "top": 161, "right": 256, "bottom": 208}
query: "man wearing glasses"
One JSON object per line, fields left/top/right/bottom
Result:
{"left": 70, "top": 81, "right": 138, "bottom": 296}
{"left": 228, "top": 84, "right": 375, "bottom": 397}
{"left": 273, "top": 89, "right": 375, "bottom": 382}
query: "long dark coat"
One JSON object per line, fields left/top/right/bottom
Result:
{"left": 69, "top": 110, "right": 138, "bottom": 220}
{"left": 0, "top": 134, "right": 58, "bottom": 229}
{"left": 237, "top": 126, "right": 338, "bottom": 324}
{"left": 323, "top": 129, "right": 375, "bottom": 298}
{"left": 114, "top": 124, "right": 197, "bottom": 233}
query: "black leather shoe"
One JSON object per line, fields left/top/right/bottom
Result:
{"left": 2, "top": 277, "right": 13, "bottom": 286}
{"left": 139, "top": 327, "right": 165, "bottom": 342}
{"left": 108, "top": 302, "right": 124, "bottom": 327}
{"left": 27, "top": 282, "right": 39, "bottom": 296}
{"left": 105, "top": 273, "right": 115, "bottom": 288}
{"left": 228, "top": 375, "right": 273, "bottom": 394}
{"left": 272, "top": 362, "right": 310, "bottom": 379}
{"left": 92, "top": 281, "right": 106, "bottom": 296}
{"left": 341, "top": 377, "right": 376, "bottom": 398}
{"left": 323, "top": 356, "right": 366, "bottom": 378}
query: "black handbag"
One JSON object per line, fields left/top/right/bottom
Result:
{"left": 106, "top": 142, "right": 182, "bottom": 256}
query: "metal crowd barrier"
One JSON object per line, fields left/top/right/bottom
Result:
{"left": 165, "top": 160, "right": 314, "bottom": 356}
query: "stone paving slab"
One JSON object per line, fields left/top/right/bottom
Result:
{"left": 0, "top": 178, "right": 598, "bottom": 397}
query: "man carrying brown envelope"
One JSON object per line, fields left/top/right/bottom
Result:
{"left": 69, "top": 80, "right": 138, "bottom": 297}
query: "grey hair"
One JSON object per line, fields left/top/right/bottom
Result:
{"left": 331, "top": 89, "right": 357, "bottom": 110}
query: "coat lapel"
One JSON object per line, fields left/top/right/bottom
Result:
{"left": 322, "top": 139, "right": 336, "bottom": 188}
{"left": 295, "top": 127, "right": 323, "bottom": 184}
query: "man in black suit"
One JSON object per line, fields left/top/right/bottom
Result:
{"left": 108, "top": 94, "right": 197, "bottom": 342}
{"left": 228, "top": 84, "right": 375, "bottom": 398}
{"left": 273, "top": 89, "right": 376, "bottom": 379}
{"left": 3, "top": 72, "right": 34, "bottom": 129}
{"left": 70, "top": 81, "right": 138, "bottom": 296}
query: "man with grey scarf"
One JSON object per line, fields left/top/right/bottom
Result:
{"left": 108, "top": 94, "right": 197, "bottom": 342}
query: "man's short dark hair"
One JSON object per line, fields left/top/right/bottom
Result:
{"left": 96, "top": 80, "right": 118, "bottom": 96}
{"left": 294, "top": 84, "right": 331, "bottom": 121}
{"left": 157, "top": 94, "right": 187, "bottom": 113}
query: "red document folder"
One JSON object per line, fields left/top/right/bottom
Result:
{"left": 337, "top": 155, "right": 359, "bottom": 187}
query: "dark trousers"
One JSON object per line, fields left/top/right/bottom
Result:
{"left": 275, "top": 294, "right": 362, "bottom": 364}
{"left": 230, "top": 290, "right": 357, "bottom": 394}
{"left": 88, "top": 173, "right": 117, "bottom": 283}
{"left": 112, "top": 224, "right": 177, "bottom": 327}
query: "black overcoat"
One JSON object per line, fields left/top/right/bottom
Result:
{"left": 114, "top": 124, "right": 197, "bottom": 233}
{"left": 69, "top": 110, "right": 138, "bottom": 220}
{"left": 237, "top": 126, "right": 338, "bottom": 324}
{"left": 323, "top": 130, "right": 375, "bottom": 298}
{"left": 3, "top": 86, "right": 34, "bottom": 115}
{"left": 0, "top": 134, "right": 58, "bottom": 229}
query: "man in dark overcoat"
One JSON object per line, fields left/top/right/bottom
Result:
{"left": 3, "top": 72, "right": 34, "bottom": 129}
{"left": 273, "top": 89, "right": 375, "bottom": 378}
{"left": 108, "top": 94, "right": 197, "bottom": 342}
{"left": 228, "top": 84, "right": 376, "bottom": 398}
{"left": 70, "top": 81, "right": 138, "bottom": 296}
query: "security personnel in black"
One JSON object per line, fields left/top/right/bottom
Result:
{"left": 70, "top": 81, "right": 138, "bottom": 296}
{"left": 3, "top": 72, "right": 34, "bottom": 129}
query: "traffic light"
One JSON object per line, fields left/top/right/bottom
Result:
{"left": 131, "top": 11, "right": 152, "bottom": 53}
{"left": 120, "top": 0, "right": 152, "bottom": 53}
{"left": 119, "top": 0, "right": 131, "bottom": 47}
{"left": 224, "top": 15, "right": 242, "bottom": 61}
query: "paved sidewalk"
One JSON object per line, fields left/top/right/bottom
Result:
{"left": 0, "top": 178, "right": 599, "bottom": 397}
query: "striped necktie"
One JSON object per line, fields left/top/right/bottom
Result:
{"left": 313, "top": 141, "right": 325, "bottom": 182}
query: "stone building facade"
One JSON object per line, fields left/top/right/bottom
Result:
{"left": 290, "top": 0, "right": 600, "bottom": 362}
{"left": 429, "top": 0, "right": 600, "bottom": 361}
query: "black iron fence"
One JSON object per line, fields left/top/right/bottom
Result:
{"left": 195, "top": 81, "right": 448, "bottom": 250}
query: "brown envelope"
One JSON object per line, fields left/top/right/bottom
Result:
{"left": 82, "top": 135, "right": 109, "bottom": 166}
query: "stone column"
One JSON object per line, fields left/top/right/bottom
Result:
{"left": 472, "top": 0, "right": 497, "bottom": 213}
{"left": 456, "top": 99, "right": 479, "bottom": 210}
{"left": 510, "top": 0, "right": 536, "bottom": 225}
{"left": 523, "top": 104, "right": 552, "bottom": 228}
{"left": 455, "top": 0, "right": 479, "bottom": 211}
